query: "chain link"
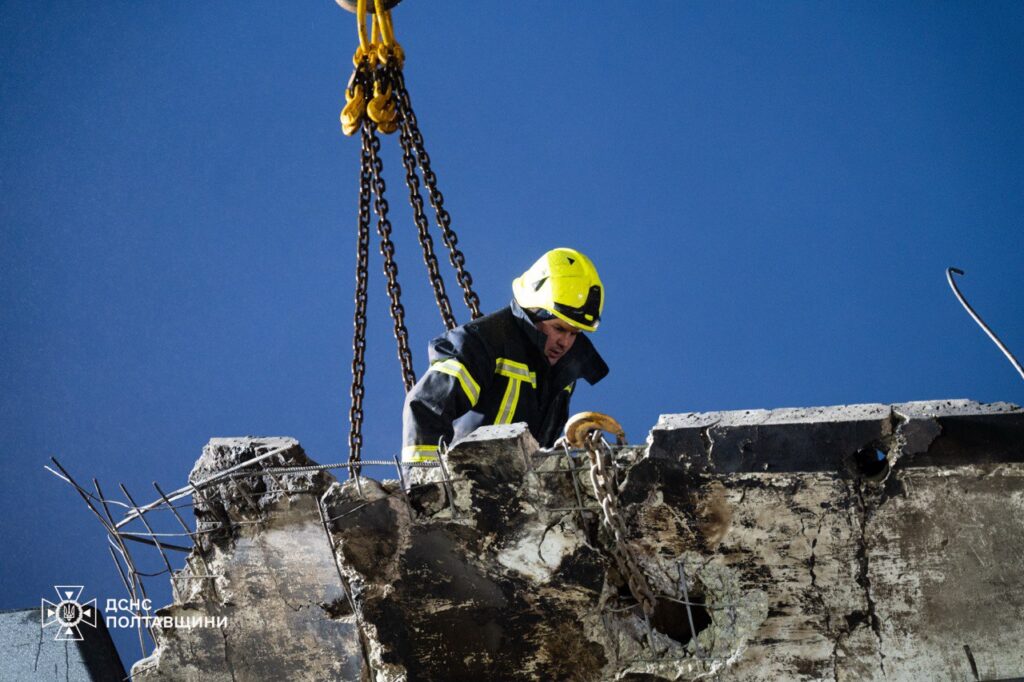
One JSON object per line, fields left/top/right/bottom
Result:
{"left": 397, "top": 111, "right": 457, "bottom": 330}
{"left": 363, "top": 119, "right": 417, "bottom": 391}
{"left": 347, "top": 64, "right": 375, "bottom": 476}
{"left": 584, "top": 433, "right": 658, "bottom": 617}
{"left": 345, "top": 47, "right": 484, "bottom": 474}
{"left": 390, "top": 66, "right": 482, "bottom": 320}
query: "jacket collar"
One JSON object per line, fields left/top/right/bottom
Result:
{"left": 509, "top": 299, "right": 609, "bottom": 386}
{"left": 510, "top": 298, "right": 550, "bottom": 352}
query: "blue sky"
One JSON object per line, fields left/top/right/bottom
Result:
{"left": 2, "top": 0, "right": 1022, "bottom": 665}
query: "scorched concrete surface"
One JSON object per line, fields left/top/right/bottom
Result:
{"left": 126, "top": 401, "right": 1022, "bottom": 681}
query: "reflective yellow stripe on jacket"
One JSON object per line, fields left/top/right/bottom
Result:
{"left": 402, "top": 444, "right": 439, "bottom": 463}
{"left": 493, "top": 358, "right": 536, "bottom": 425}
{"left": 429, "top": 358, "right": 480, "bottom": 406}
{"left": 495, "top": 358, "right": 537, "bottom": 387}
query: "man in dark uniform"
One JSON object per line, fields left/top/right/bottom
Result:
{"left": 402, "top": 247, "right": 608, "bottom": 468}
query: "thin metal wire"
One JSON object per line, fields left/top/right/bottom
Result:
{"left": 393, "top": 455, "right": 407, "bottom": 491}
{"left": 232, "top": 478, "right": 264, "bottom": 515}
{"left": 661, "top": 594, "right": 741, "bottom": 610}
{"left": 532, "top": 443, "right": 635, "bottom": 458}
{"left": 97, "top": 456, "right": 438, "bottom": 535}
{"left": 393, "top": 454, "right": 416, "bottom": 521}
{"left": 117, "top": 533, "right": 192, "bottom": 552}
{"left": 436, "top": 442, "right": 458, "bottom": 519}
{"left": 116, "top": 443, "right": 294, "bottom": 527}
{"left": 627, "top": 655, "right": 731, "bottom": 663}
{"left": 154, "top": 480, "right": 216, "bottom": 597}
{"left": 127, "top": 568, "right": 172, "bottom": 578}
{"left": 45, "top": 465, "right": 132, "bottom": 509}
{"left": 316, "top": 494, "right": 375, "bottom": 675}
{"left": 263, "top": 469, "right": 290, "bottom": 499}
{"left": 946, "top": 267, "right": 1024, "bottom": 381}
{"left": 249, "top": 459, "right": 439, "bottom": 474}
{"left": 46, "top": 459, "right": 118, "bottom": 535}
{"left": 94, "top": 479, "right": 151, "bottom": 656}
{"left": 120, "top": 484, "right": 178, "bottom": 602}
{"left": 106, "top": 545, "right": 135, "bottom": 611}
{"left": 190, "top": 482, "right": 232, "bottom": 531}
{"left": 324, "top": 488, "right": 410, "bottom": 524}
{"left": 561, "top": 441, "right": 590, "bottom": 529}
{"left": 353, "top": 464, "right": 365, "bottom": 499}
{"left": 102, "top": 537, "right": 173, "bottom": 577}
{"left": 117, "top": 523, "right": 261, "bottom": 539}
{"left": 678, "top": 560, "right": 705, "bottom": 660}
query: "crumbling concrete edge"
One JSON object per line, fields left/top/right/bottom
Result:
{"left": 647, "top": 399, "right": 1024, "bottom": 476}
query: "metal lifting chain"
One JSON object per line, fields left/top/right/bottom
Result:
{"left": 389, "top": 64, "right": 482, "bottom": 321}
{"left": 347, "top": 128, "right": 373, "bottom": 469}
{"left": 397, "top": 110, "right": 457, "bottom": 330}
{"left": 363, "top": 119, "right": 417, "bottom": 392}
{"left": 584, "top": 432, "right": 658, "bottom": 618}
{"left": 340, "top": 0, "right": 484, "bottom": 473}
{"left": 340, "top": 4, "right": 479, "bottom": 324}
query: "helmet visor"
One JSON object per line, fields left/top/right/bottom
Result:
{"left": 551, "top": 284, "right": 602, "bottom": 329}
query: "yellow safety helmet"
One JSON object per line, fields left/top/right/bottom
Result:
{"left": 512, "top": 247, "right": 604, "bottom": 332}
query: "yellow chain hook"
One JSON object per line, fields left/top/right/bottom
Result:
{"left": 564, "top": 411, "right": 627, "bottom": 448}
{"left": 341, "top": 85, "right": 366, "bottom": 136}
{"left": 340, "top": 0, "right": 403, "bottom": 136}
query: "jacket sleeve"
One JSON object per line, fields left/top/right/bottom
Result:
{"left": 538, "top": 380, "right": 575, "bottom": 448}
{"left": 401, "top": 328, "right": 493, "bottom": 462}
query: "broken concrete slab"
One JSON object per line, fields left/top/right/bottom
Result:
{"left": 130, "top": 400, "right": 1024, "bottom": 681}
{"left": 649, "top": 403, "right": 894, "bottom": 474}
{"left": 650, "top": 400, "right": 1024, "bottom": 476}
{"left": 891, "top": 399, "right": 1024, "bottom": 467}
{"left": 132, "top": 438, "right": 367, "bottom": 681}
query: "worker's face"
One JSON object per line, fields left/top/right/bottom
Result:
{"left": 535, "top": 319, "right": 581, "bottom": 365}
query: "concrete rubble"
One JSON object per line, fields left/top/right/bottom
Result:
{"left": 132, "top": 400, "right": 1024, "bottom": 681}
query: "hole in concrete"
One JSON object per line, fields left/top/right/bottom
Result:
{"left": 650, "top": 597, "right": 711, "bottom": 646}
{"left": 852, "top": 446, "right": 890, "bottom": 481}
{"left": 611, "top": 569, "right": 711, "bottom": 646}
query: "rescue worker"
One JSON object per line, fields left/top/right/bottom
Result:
{"left": 401, "top": 247, "right": 609, "bottom": 471}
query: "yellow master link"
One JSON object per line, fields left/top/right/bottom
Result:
{"left": 341, "top": 0, "right": 403, "bottom": 136}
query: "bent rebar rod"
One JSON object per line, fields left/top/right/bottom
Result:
{"left": 115, "top": 443, "right": 294, "bottom": 528}
{"left": 946, "top": 267, "right": 1024, "bottom": 381}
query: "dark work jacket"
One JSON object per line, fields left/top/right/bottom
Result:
{"left": 401, "top": 300, "right": 609, "bottom": 460}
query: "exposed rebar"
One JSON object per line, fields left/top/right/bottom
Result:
{"left": 947, "top": 267, "right": 1024, "bottom": 381}
{"left": 154, "top": 481, "right": 217, "bottom": 599}
{"left": 94, "top": 479, "right": 152, "bottom": 656}
{"left": 678, "top": 559, "right": 705, "bottom": 660}
{"left": 120, "top": 484, "right": 177, "bottom": 601}
{"left": 117, "top": 443, "right": 294, "bottom": 528}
